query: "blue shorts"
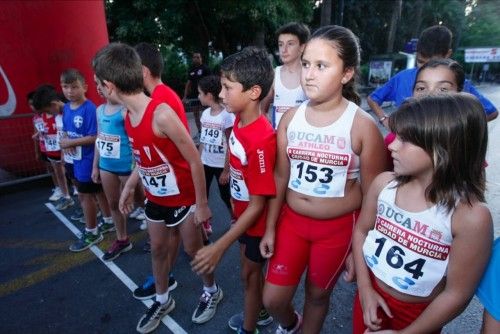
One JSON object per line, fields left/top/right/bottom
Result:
{"left": 476, "top": 238, "right": 500, "bottom": 321}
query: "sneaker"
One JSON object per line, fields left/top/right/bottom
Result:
{"left": 136, "top": 298, "right": 175, "bottom": 334}
{"left": 237, "top": 328, "right": 259, "bottom": 334}
{"left": 143, "top": 240, "right": 151, "bottom": 252}
{"left": 130, "top": 207, "right": 145, "bottom": 220}
{"left": 228, "top": 309, "right": 274, "bottom": 330}
{"left": 98, "top": 220, "right": 115, "bottom": 234}
{"left": 70, "top": 208, "right": 84, "bottom": 223}
{"left": 192, "top": 287, "right": 223, "bottom": 324}
{"left": 49, "top": 187, "right": 63, "bottom": 201}
{"left": 133, "top": 275, "right": 178, "bottom": 300}
{"left": 102, "top": 239, "right": 132, "bottom": 261}
{"left": 202, "top": 219, "right": 213, "bottom": 236}
{"left": 275, "top": 312, "right": 302, "bottom": 334}
{"left": 69, "top": 231, "right": 103, "bottom": 252}
{"left": 72, "top": 186, "right": 78, "bottom": 196}
{"left": 140, "top": 220, "right": 147, "bottom": 230}
{"left": 55, "top": 197, "right": 75, "bottom": 211}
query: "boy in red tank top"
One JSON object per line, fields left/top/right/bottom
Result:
{"left": 92, "top": 43, "right": 222, "bottom": 333}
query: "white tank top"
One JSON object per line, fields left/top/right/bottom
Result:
{"left": 363, "top": 181, "right": 454, "bottom": 297}
{"left": 272, "top": 66, "right": 307, "bottom": 129}
{"left": 286, "top": 101, "right": 360, "bottom": 198}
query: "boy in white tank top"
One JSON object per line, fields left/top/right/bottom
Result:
{"left": 261, "top": 22, "right": 310, "bottom": 129}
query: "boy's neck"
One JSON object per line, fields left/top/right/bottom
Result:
{"left": 236, "top": 103, "right": 260, "bottom": 126}
{"left": 282, "top": 58, "right": 302, "bottom": 73}
{"left": 119, "top": 93, "right": 150, "bottom": 114}
{"left": 70, "top": 97, "right": 86, "bottom": 109}
{"left": 145, "top": 77, "right": 163, "bottom": 95}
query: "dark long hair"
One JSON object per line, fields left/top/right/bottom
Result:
{"left": 389, "top": 93, "right": 488, "bottom": 211}
{"left": 310, "top": 25, "right": 361, "bottom": 105}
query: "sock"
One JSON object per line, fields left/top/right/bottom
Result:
{"left": 85, "top": 227, "right": 98, "bottom": 235}
{"left": 203, "top": 283, "right": 217, "bottom": 294}
{"left": 156, "top": 291, "right": 169, "bottom": 304}
{"left": 103, "top": 216, "right": 113, "bottom": 224}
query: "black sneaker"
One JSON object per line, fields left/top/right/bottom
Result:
{"left": 136, "top": 298, "right": 175, "bottom": 334}
{"left": 133, "top": 275, "right": 178, "bottom": 300}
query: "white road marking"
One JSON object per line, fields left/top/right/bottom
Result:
{"left": 46, "top": 203, "right": 188, "bottom": 334}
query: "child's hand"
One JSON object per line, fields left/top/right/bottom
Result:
{"left": 218, "top": 169, "right": 230, "bottom": 185}
{"left": 191, "top": 243, "right": 223, "bottom": 274}
{"left": 360, "top": 287, "right": 392, "bottom": 331}
{"left": 91, "top": 167, "right": 101, "bottom": 184}
{"left": 194, "top": 203, "right": 211, "bottom": 226}
{"left": 32, "top": 132, "right": 40, "bottom": 140}
{"left": 119, "top": 185, "right": 135, "bottom": 215}
{"left": 259, "top": 230, "right": 275, "bottom": 258}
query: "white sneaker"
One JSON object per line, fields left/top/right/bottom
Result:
{"left": 140, "top": 220, "right": 148, "bottom": 231}
{"left": 130, "top": 207, "right": 145, "bottom": 220}
{"left": 49, "top": 187, "right": 63, "bottom": 201}
{"left": 276, "top": 311, "right": 302, "bottom": 334}
{"left": 192, "top": 286, "right": 223, "bottom": 324}
{"left": 72, "top": 186, "right": 78, "bottom": 196}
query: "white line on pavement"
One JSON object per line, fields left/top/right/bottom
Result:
{"left": 46, "top": 203, "right": 188, "bottom": 334}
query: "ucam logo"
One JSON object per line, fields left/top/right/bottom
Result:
{"left": 73, "top": 116, "right": 83, "bottom": 128}
{"left": 0, "top": 66, "right": 17, "bottom": 117}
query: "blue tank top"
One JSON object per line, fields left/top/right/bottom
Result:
{"left": 96, "top": 104, "right": 133, "bottom": 173}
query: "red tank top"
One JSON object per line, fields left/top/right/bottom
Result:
{"left": 125, "top": 98, "right": 195, "bottom": 206}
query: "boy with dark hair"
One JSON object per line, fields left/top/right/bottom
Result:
{"left": 59, "top": 68, "right": 113, "bottom": 252}
{"left": 131, "top": 42, "right": 188, "bottom": 299}
{"left": 368, "top": 25, "right": 498, "bottom": 127}
{"left": 192, "top": 46, "right": 276, "bottom": 334}
{"left": 261, "top": 22, "right": 310, "bottom": 129}
{"left": 92, "top": 42, "right": 222, "bottom": 333}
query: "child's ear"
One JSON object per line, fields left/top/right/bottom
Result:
{"left": 249, "top": 85, "right": 262, "bottom": 101}
{"left": 341, "top": 67, "right": 355, "bottom": 85}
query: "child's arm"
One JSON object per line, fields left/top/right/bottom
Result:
{"left": 352, "top": 172, "right": 394, "bottom": 331}
{"left": 192, "top": 194, "right": 267, "bottom": 274}
{"left": 153, "top": 104, "right": 211, "bottom": 224}
{"left": 119, "top": 167, "right": 139, "bottom": 215}
{"left": 390, "top": 203, "right": 493, "bottom": 334}
{"left": 218, "top": 127, "right": 232, "bottom": 185}
{"left": 59, "top": 135, "right": 96, "bottom": 149}
{"left": 91, "top": 108, "right": 101, "bottom": 183}
{"left": 259, "top": 108, "right": 293, "bottom": 258}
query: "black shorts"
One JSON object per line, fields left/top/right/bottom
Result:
{"left": 238, "top": 233, "right": 265, "bottom": 263}
{"left": 145, "top": 200, "right": 194, "bottom": 227}
{"left": 76, "top": 180, "right": 103, "bottom": 194}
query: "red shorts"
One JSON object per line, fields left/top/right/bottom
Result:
{"left": 265, "top": 205, "right": 357, "bottom": 290}
{"left": 352, "top": 276, "right": 441, "bottom": 334}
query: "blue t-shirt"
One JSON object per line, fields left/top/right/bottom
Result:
{"left": 370, "top": 67, "right": 497, "bottom": 115}
{"left": 62, "top": 100, "right": 97, "bottom": 182}
{"left": 476, "top": 238, "right": 500, "bottom": 321}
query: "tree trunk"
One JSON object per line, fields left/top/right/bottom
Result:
{"left": 386, "top": 0, "right": 402, "bottom": 53}
{"left": 320, "top": 0, "right": 332, "bottom": 26}
{"left": 411, "top": 0, "right": 424, "bottom": 38}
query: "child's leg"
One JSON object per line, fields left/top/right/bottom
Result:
{"left": 239, "top": 242, "right": 265, "bottom": 331}
{"left": 213, "top": 167, "right": 233, "bottom": 214}
{"left": 302, "top": 280, "right": 334, "bottom": 333}
{"left": 482, "top": 310, "right": 500, "bottom": 334}
{"left": 79, "top": 191, "right": 98, "bottom": 229}
{"left": 45, "top": 160, "right": 58, "bottom": 188}
{"left": 51, "top": 160, "right": 70, "bottom": 197}
{"left": 94, "top": 188, "right": 111, "bottom": 218}
{"left": 147, "top": 221, "right": 173, "bottom": 294}
{"left": 100, "top": 170, "right": 128, "bottom": 240}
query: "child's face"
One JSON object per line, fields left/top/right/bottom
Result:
{"left": 219, "top": 75, "right": 248, "bottom": 114}
{"left": 278, "top": 33, "right": 304, "bottom": 64}
{"left": 301, "top": 38, "right": 353, "bottom": 102}
{"left": 388, "top": 135, "right": 432, "bottom": 177}
{"left": 197, "top": 87, "right": 210, "bottom": 107}
{"left": 61, "top": 79, "right": 87, "bottom": 103}
{"left": 40, "top": 102, "right": 61, "bottom": 116}
{"left": 413, "top": 66, "right": 458, "bottom": 97}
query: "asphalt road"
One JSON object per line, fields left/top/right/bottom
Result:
{"left": 1, "top": 84, "right": 499, "bottom": 334}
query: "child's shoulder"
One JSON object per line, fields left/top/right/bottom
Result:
{"left": 452, "top": 199, "right": 492, "bottom": 236}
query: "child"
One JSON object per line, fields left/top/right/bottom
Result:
{"left": 352, "top": 93, "right": 493, "bottom": 333}
{"left": 368, "top": 25, "right": 497, "bottom": 127}
{"left": 91, "top": 76, "right": 134, "bottom": 261}
{"left": 477, "top": 238, "right": 500, "bottom": 334}
{"left": 59, "top": 69, "right": 113, "bottom": 252}
{"left": 30, "top": 88, "right": 73, "bottom": 209}
{"left": 92, "top": 42, "right": 221, "bottom": 333}
{"left": 191, "top": 47, "right": 276, "bottom": 334}
{"left": 197, "top": 74, "right": 235, "bottom": 235}
{"left": 261, "top": 22, "right": 310, "bottom": 128}
{"left": 384, "top": 58, "right": 466, "bottom": 168}
{"left": 259, "top": 25, "right": 386, "bottom": 333}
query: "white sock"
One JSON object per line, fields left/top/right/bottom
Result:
{"left": 156, "top": 291, "right": 169, "bottom": 304}
{"left": 85, "top": 227, "right": 98, "bottom": 235}
{"left": 103, "top": 216, "right": 113, "bottom": 224}
{"left": 203, "top": 283, "right": 217, "bottom": 294}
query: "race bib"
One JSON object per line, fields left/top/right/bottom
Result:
{"left": 287, "top": 148, "right": 349, "bottom": 197}
{"left": 44, "top": 134, "right": 60, "bottom": 151}
{"left": 66, "top": 146, "right": 82, "bottom": 161}
{"left": 230, "top": 166, "right": 249, "bottom": 201}
{"left": 363, "top": 215, "right": 450, "bottom": 297}
{"left": 139, "top": 163, "right": 180, "bottom": 197}
{"left": 200, "top": 125, "right": 223, "bottom": 146}
{"left": 96, "top": 133, "right": 121, "bottom": 159}
{"left": 34, "top": 120, "right": 45, "bottom": 132}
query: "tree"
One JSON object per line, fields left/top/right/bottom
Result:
{"left": 386, "top": 0, "right": 402, "bottom": 53}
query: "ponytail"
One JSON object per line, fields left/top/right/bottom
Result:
{"left": 342, "top": 79, "right": 360, "bottom": 105}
